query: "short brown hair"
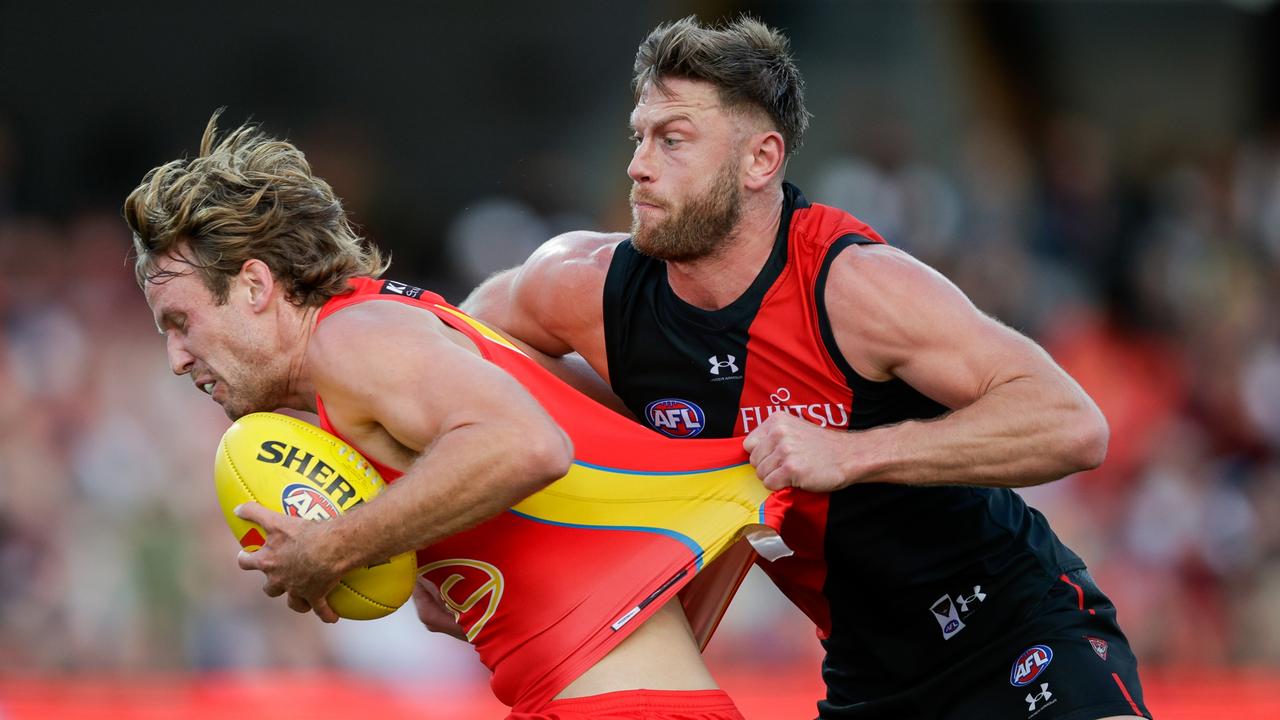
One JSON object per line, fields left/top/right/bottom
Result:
{"left": 633, "top": 15, "right": 810, "bottom": 155}
{"left": 124, "top": 111, "right": 387, "bottom": 307}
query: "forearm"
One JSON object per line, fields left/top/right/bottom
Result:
{"left": 849, "top": 377, "right": 1108, "bottom": 489}
{"left": 326, "top": 424, "right": 571, "bottom": 573}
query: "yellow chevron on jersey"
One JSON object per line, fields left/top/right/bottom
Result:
{"left": 510, "top": 459, "right": 771, "bottom": 570}
{"left": 432, "top": 304, "right": 527, "bottom": 355}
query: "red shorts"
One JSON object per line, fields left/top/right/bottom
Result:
{"left": 508, "top": 689, "right": 744, "bottom": 720}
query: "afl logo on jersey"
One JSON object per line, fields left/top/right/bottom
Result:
{"left": 280, "top": 483, "right": 340, "bottom": 521}
{"left": 645, "top": 398, "right": 705, "bottom": 438}
{"left": 1010, "top": 644, "right": 1054, "bottom": 686}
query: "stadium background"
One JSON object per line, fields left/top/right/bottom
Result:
{"left": 2, "top": 1, "right": 1279, "bottom": 717}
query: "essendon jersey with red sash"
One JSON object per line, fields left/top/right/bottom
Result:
{"left": 313, "top": 278, "right": 788, "bottom": 712}
{"left": 603, "top": 183, "right": 1085, "bottom": 705}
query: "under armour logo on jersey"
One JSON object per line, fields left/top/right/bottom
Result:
{"left": 1025, "top": 683, "right": 1054, "bottom": 713}
{"left": 955, "top": 585, "right": 987, "bottom": 613}
{"left": 708, "top": 355, "right": 739, "bottom": 376}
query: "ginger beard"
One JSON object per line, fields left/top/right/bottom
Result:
{"left": 630, "top": 155, "right": 742, "bottom": 263}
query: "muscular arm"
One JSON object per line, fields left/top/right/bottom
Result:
{"left": 745, "top": 245, "right": 1107, "bottom": 491}
{"left": 462, "top": 231, "right": 622, "bottom": 380}
{"left": 237, "top": 301, "right": 573, "bottom": 620}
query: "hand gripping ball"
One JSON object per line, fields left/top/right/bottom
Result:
{"left": 213, "top": 412, "right": 416, "bottom": 620}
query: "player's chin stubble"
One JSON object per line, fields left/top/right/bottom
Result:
{"left": 630, "top": 161, "right": 742, "bottom": 263}
{"left": 218, "top": 364, "right": 287, "bottom": 421}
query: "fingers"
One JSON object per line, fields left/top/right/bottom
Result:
{"left": 311, "top": 596, "right": 339, "bottom": 624}
{"left": 239, "top": 543, "right": 285, "bottom": 598}
{"left": 285, "top": 592, "right": 338, "bottom": 623}
{"left": 232, "top": 504, "right": 341, "bottom": 623}
{"left": 237, "top": 549, "right": 261, "bottom": 571}
{"left": 419, "top": 577, "right": 446, "bottom": 602}
{"left": 755, "top": 452, "right": 787, "bottom": 490}
{"left": 756, "top": 456, "right": 796, "bottom": 491}
{"left": 233, "top": 501, "right": 276, "bottom": 528}
{"left": 286, "top": 592, "right": 311, "bottom": 614}
{"left": 755, "top": 443, "right": 795, "bottom": 490}
{"left": 412, "top": 577, "right": 440, "bottom": 606}
{"left": 412, "top": 578, "right": 467, "bottom": 640}
{"left": 746, "top": 415, "right": 798, "bottom": 490}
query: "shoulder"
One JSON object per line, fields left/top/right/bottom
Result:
{"left": 822, "top": 244, "right": 981, "bottom": 379}
{"left": 521, "top": 231, "right": 626, "bottom": 283}
{"left": 826, "top": 243, "right": 963, "bottom": 309}
{"left": 512, "top": 230, "right": 626, "bottom": 306}
{"left": 309, "top": 300, "right": 449, "bottom": 377}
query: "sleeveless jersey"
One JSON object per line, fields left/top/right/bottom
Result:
{"left": 603, "top": 183, "right": 1086, "bottom": 700}
{"left": 313, "top": 278, "right": 788, "bottom": 711}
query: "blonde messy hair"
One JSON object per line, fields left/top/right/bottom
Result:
{"left": 124, "top": 110, "right": 388, "bottom": 307}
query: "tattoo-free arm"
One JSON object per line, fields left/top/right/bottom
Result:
{"left": 237, "top": 301, "right": 573, "bottom": 620}
{"left": 744, "top": 245, "right": 1107, "bottom": 491}
{"left": 462, "top": 231, "right": 622, "bottom": 377}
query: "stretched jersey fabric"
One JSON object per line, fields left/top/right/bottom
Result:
{"left": 313, "top": 278, "right": 787, "bottom": 712}
{"left": 603, "top": 183, "right": 1089, "bottom": 710}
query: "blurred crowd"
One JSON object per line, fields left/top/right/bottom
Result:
{"left": 2, "top": 100, "right": 1280, "bottom": 686}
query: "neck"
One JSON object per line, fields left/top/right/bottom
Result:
{"left": 665, "top": 185, "right": 783, "bottom": 311}
{"left": 276, "top": 304, "right": 323, "bottom": 413}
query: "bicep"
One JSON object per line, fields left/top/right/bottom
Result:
{"left": 462, "top": 267, "right": 571, "bottom": 357}
{"left": 462, "top": 232, "right": 619, "bottom": 362}
{"left": 827, "top": 247, "right": 1051, "bottom": 411}
{"left": 313, "top": 307, "right": 558, "bottom": 452}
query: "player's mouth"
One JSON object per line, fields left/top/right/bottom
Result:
{"left": 630, "top": 187, "right": 665, "bottom": 210}
{"left": 195, "top": 376, "right": 218, "bottom": 397}
{"left": 632, "top": 201, "right": 667, "bottom": 222}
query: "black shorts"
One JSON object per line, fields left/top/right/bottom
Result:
{"left": 819, "top": 569, "right": 1151, "bottom": 720}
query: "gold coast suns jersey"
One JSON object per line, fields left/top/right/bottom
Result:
{"left": 313, "top": 278, "right": 789, "bottom": 711}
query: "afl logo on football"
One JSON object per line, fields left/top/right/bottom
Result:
{"left": 280, "top": 483, "right": 341, "bottom": 521}
{"left": 1010, "top": 644, "right": 1054, "bottom": 686}
{"left": 645, "top": 398, "right": 706, "bottom": 438}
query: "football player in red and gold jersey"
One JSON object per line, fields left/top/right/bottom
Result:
{"left": 126, "top": 113, "right": 786, "bottom": 719}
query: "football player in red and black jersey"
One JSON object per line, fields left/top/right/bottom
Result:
{"left": 463, "top": 15, "right": 1150, "bottom": 720}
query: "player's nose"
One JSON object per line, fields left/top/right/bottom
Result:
{"left": 628, "top": 139, "right": 656, "bottom": 184}
{"left": 166, "top": 335, "right": 195, "bottom": 375}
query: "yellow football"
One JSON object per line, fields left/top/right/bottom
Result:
{"left": 213, "top": 412, "right": 416, "bottom": 620}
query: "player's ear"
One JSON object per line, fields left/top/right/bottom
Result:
{"left": 238, "top": 259, "right": 275, "bottom": 312}
{"left": 744, "top": 130, "right": 785, "bottom": 191}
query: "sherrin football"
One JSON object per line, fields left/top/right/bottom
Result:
{"left": 213, "top": 412, "right": 416, "bottom": 620}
